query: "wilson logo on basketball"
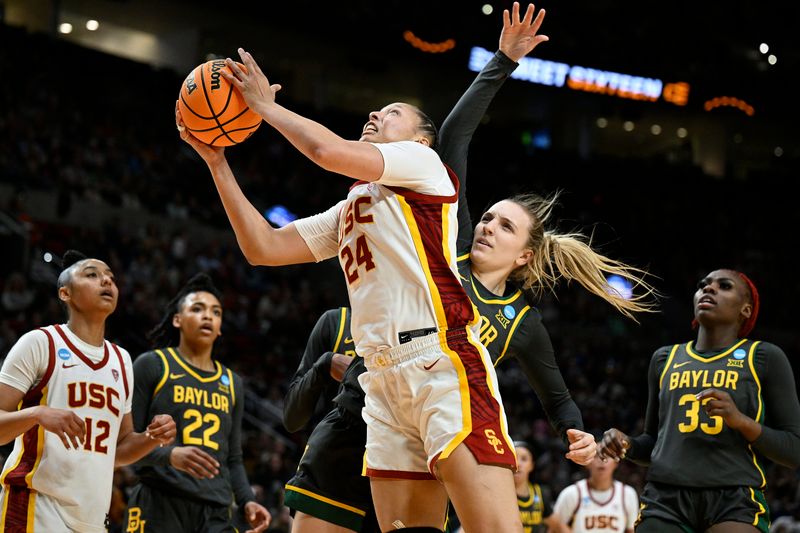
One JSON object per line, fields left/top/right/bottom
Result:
{"left": 210, "top": 60, "right": 226, "bottom": 90}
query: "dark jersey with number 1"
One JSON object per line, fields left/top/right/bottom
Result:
{"left": 130, "top": 347, "right": 255, "bottom": 507}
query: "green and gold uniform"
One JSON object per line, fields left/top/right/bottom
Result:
{"left": 628, "top": 340, "right": 800, "bottom": 533}
{"left": 518, "top": 482, "right": 553, "bottom": 533}
{"left": 124, "top": 348, "right": 254, "bottom": 532}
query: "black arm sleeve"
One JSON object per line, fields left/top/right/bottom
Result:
{"left": 437, "top": 50, "right": 518, "bottom": 255}
{"left": 282, "top": 309, "right": 340, "bottom": 432}
{"left": 130, "top": 351, "right": 173, "bottom": 467}
{"left": 626, "top": 348, "right": 668, "bottom": 465}
{"left": 751, "top": 343, "right": 800, "bottom": 468}
{"left": 514, "top": 317, "right": 583, "bottom": 443}
{"left": 229, "top": 373, "right": 257, "bottom": 507}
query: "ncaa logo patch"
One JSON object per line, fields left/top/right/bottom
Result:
{"left": 503, "top": 305, "right": 516, "bottom": 320}
{"left": 57, "top": 348, "right": 72, "bottom": 360}
{"left": 220, "top": 374, "right": 230, "bottom": 386}
{"left": 733, "top": 349, "right": 747, "bottom": 360}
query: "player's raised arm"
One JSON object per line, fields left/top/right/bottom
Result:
{"left": 177, "top": 102, "right": 318, "bottom": 267}
{"left": 222, "top": 49, "right": 386, "bottom": 181}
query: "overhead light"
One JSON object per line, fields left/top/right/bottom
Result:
{"left": 759, "top": 43, "right": 769, "bottom": 54}
{"left": 767, "top": 54, "right": 777, "bottom": 65}
{"left": 677, "top": 127, "right": 688, "bottom": 138}
{"left": 623, "top": 121, "right": 634, "bottom": 132}
{"left": 482, "top": 4, "right": 493, "bottom": 15}
{"left": 774, "top": 147, "right": 784, "bottom": 157}
{"left": 596, "top": 117, "right": 608, "bottom": 128}
{"left": 650, "top": 124, "right": 662, "bottom": 135}
{"left": 86, "top": 19, "right": 99, "bottom": 31}
{"left": 59, "top": 22, "right": 73, "bottom": 34}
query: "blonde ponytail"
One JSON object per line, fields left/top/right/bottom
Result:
{"left": 508, "top": 192, "right": 658, "bottom": 321}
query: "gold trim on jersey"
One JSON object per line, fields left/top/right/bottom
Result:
{"left": 227, "top": 368, "right": 236, "bottom": 407}
{"left": 398, "top": 196, "right": 447, "bottom": 328}
{"left": 1, "top": 386, "right": 49, "bottom": 489}
{"left": 468, "top": 274, "right": 522, "bottom": 305}
{"left": 442, "top": 203, "right": 453, "bottom": 266}
{"left": 332, "top": 308, "right": 348, "bottom": 353}
{"left": 749, "top": 487, "right": 766, "bottom": 526}
{"left": 685, "top": 338, "right": 749, "bottom": 363}
{"left": 284, "top": 484, "right": 367, "bottom": 516}
{"left": 494, "top": 305, "right": 531, "bottom": 367}
{"left": 466, "top": 329, "right": 515, "bottom": 463}
{"left": 518, "top": 482, "right": 536, "bottom": 507}
{"left": 457, "top": 252, "right": 470, "bottom": 262}
{"left": 153, "top": 350, "right": 170, "bottom": 398}
{"left": 658, "top": 345, "right": 680, "bottom": 389}
{"left": 746, "top": 341, "right": 767, "bottom": 488}
{"left": 397, "top": 196, "right": 473, "bottom": 460}
{"left": 166, "top": 347, "right": 222, "bottom": 383}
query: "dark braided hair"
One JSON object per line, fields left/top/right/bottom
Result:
{"left": 148, "top": 273, "right": 223, "bottom": 348}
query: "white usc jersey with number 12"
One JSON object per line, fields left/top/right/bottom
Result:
{"left": 0, "top": 324, "right": 132, "bottom": 532}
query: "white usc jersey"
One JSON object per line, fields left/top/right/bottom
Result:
{"left": 296, "top": 141, "right": 477, "bottom": 357}
{"left": 0, "top": 324, "right": 132, "bottom": 532}
{"left": 553, "top": 480, "right": 638, "bottom": 533}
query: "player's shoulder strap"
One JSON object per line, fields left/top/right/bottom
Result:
{"left": 108, "top": 342, "right": 130, "bottom": 401}
{"left": 152, "top": 348, "right": 172, "bottom": 398}
{"left": 567, "top": 480, "right": 584, "bottom": 527}
{"left": 29, "top": 326, "right": 58, "bottom": 401}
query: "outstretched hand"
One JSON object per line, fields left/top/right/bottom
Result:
{"left": 223, "top": 48, "right": 282, "bottom": 118}
{"left": 500, "top": 2, "right": 549, "bottom": 62}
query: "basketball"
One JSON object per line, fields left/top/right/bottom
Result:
{"left": 178, "top": 59, "right": 261, "bottom": 146}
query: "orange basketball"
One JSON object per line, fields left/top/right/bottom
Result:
{"left": 178, "top": 59, "right": 261, "bottom": 146}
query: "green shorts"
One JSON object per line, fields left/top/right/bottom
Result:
{"left": 284, "top": 407, "right": 378, "bottom": 532}
{"left": 124, "top": 483, "right": 234, "bottom": 533}
{"left": 638, "top": 481, "right": 770, "bottom": 533}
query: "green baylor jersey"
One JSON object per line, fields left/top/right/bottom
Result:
{"left": 134, "top": 347, "right": 242, "bottom": 505}
{"left": 649, "top": 339, "right": 767, "bottom": 488}
{"left": 518, "top": 482, "right": 550, "bottom": 533}
{"left": 457, "top": 257, "right": 536, "bottom": 366}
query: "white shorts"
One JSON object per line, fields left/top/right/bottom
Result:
{"left": 358, "top": 327, "right": 516, "bottom": 479}
{"left": 0, "top": 485, "right": 106, "bottom": 532}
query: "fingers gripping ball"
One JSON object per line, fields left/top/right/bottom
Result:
{"left": 178, "top": 59, "right": 261, "bottom": 146}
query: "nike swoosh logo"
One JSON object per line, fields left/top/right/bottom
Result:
{"left": 170, "top": 373, "right": 186, "bottom": 379}
{"left": 423, "top": 357, "right": 442, "bottom": 371}
{"left": 62, "top": 363, "right": 79, "bottom": 369}
{"left": 673, "top": 361, "right": 692, "bottom": 369}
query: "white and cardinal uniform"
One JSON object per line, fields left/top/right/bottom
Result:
{"left": 0, "top": 324, "right": 132, "bottom": 532}
{"left": 553, "top": 479, "right": 638, "bottom": 533}
{"left": 295, "top": 140, "right": 515, "bottom": 478}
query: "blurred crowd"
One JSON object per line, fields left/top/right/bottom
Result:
{"left": 1, "top": 23, "right": 798, "bottom": 532}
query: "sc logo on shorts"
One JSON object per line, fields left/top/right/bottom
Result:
{"left": 484, "top": 429, "right": 505, "bottom": 454}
